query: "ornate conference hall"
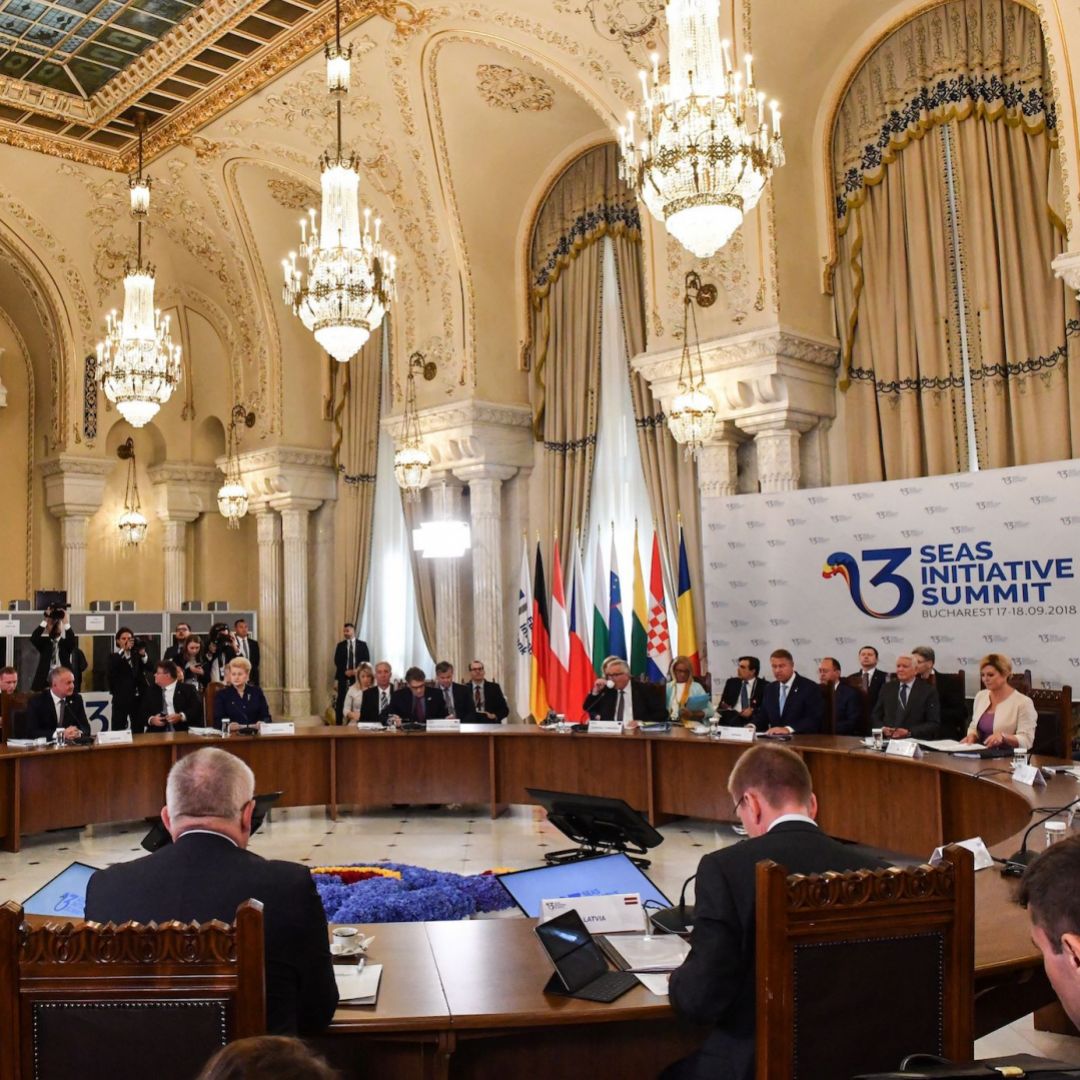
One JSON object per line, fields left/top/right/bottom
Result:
{"left": 1, "top": 0, "right": 1079, "bottom": 1075}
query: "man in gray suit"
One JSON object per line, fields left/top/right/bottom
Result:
{"left": 872, "top": 653, "right": 941, "bottom": 740}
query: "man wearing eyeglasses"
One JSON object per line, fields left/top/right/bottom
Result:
{"left": 465, "top": 660, "right": 509, "bottom": 723}
{"left": 664, "top": 744, "right": 885, "bottom": 1080}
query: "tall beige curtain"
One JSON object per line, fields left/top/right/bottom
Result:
{"left": 401, "top": 494, "right": 437, "bottom": 661}
{"left": 832, "top": 0, "right": 1077, "bottom": 480}
{"left": 332, "top": 326, "right": 382, "bottom": 624}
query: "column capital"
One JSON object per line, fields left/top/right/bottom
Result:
{"left": 453, "top": 463, "right": 518, "bottom": 484}
{"left": 40, "top": 455, "right": 111, "bottom": 518}
{"left": 147, "top": 462, "right": 219, "bottom": 523}
{"left": 238, "top": 446, "right": 336, "bottom": 513}
{"left": 269, "top": 496, "right": 323, "bottom": 515}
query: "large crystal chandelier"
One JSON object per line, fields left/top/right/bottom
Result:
{"left": 96, "top": 117, "right": 182, "bottom": 429}
{"left": 116, "top": 437, "right": 148, "bottom": 547}
{"left": 619, "top": 0, "right": 784, "bottom": 258}
{"left": 393, "top": 352, "right": 436, "bottom": 502}
{"left": 281, "top": 0, "right": 395, "bottom": 364}
{"left": 669, "top": 271, "right": 718, "bottom": 457}
{"left": 217, "top": 405, "right": 256, "bottom": 529}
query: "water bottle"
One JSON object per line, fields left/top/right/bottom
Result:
{"left": 53, "top": 727, "right": 65, "bottom": 749}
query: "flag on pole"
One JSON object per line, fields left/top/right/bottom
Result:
{"left": 591, "top": 529, "right": 609, "bottom": 677}
{"left": 567, "top": 535, "right": 593, "bottom": 721}
{"left": 530, "top": 543, "right": 551, "bottom": 721}
{"left": 677, "top": 523, "right": 700, "bottom": 676}
{"left": 646, "top": 531, "right": 671, "bottom": 682}
{"left": 515, "top": 538, "right": 533, "bottom": 720}
{"left": 549, "top": 538, "right": 571, "bottom": 714}
{"left": 608, "top": 530, "right": 627, "bottom": 661}
{"left": 630, "top": 522, "right": 648, "bottom": 677}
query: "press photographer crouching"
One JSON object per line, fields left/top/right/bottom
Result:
{"left": 141, "top": 660, "right": 203, "bottom": 733}
{"left": 23, "top": 666, "right": 91, "bottom": 743}
{"left": 213, "top": 657, "right": 270, "bottom": 734}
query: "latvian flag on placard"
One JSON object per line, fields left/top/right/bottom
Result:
{"left": 646, "top": 531, "right": 671, "bottom": 681}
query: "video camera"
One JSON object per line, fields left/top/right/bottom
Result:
{"left": 44, "top": 603, "right": 68, "bottom": 621}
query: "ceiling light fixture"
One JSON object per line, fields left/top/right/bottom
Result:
{"left": 116, "top": 437, "right": 148, "bottom": 547}
{"left": 218, "top": 404, "right": 256, "bottom": 529}
{"left": 393, "top": 351, "right": 436, "bottom": 501}
{"left": 668, "top": 270, "right": 718, "bottom": 457}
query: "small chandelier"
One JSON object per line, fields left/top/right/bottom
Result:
{"left": 218, "top": 404, "right": 256, "bottom": 529}
{"left": 669, "top": 270, "right": 718, "bottom": 457}
{"left": 281, "top": 0, "right": 395, "bottom": 364}
{"left": 116, "top": 437, "right": 148, "bottom": 547}
{"left": 393, "top": 351, "right": 436, "bottom": 502}
{"left": 619, "top": 0, "right": 784, "bottom": 258}
{"left": 96, "top": 114, "right": 182, "bottom": 428}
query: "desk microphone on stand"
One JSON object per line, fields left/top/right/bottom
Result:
{"left": 649, "top": 873, "right": 696, "bottom": 934}
{"left": 1002, "top": 794, "right": 1080, "bottom": 876}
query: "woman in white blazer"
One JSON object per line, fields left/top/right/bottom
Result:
{"left": 666, "top": 655, "right": 715, "bottom": 726}
{"left": 961, "top": 653, "right": 1037, "bottom": 750}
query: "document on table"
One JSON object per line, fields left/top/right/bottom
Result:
{"left": 634, "top": 972, "right": 671, "bottom": 996}
{"left": 599, "top": 933, "right": 690, "bottom": 972}
{"left": 916, "top": 739, "right": 973, "bottom": 753}
{"left": 334, "top": 963, "right": 383, "bottom": 1005}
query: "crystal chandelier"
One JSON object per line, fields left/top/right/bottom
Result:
{"left": 218, "top": 405, "right": 256, "bottom": 529}
{"left": 96, "top": 116, "right": 182, "bottom": 429}
{"left": 116, "top": 437, "right": 148, "bottom": 547}
{"left": 619, "top": 0, "right": 784, "bottom": 258}
{"left": 281, "top": 0, "right": 395, "bottom": 364}
{"left": 669, "top": 271, "right": 718, "bottom": 457}
{"left": 393, "top": 352, "right": 436, "bottom": 502}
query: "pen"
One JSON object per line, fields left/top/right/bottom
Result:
{"left": 356, "top": 957, "right": 366, "bottom": 974}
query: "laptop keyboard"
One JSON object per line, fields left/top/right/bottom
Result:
{"left": 575, "top": 970, "right": 639, "bottom": 1003}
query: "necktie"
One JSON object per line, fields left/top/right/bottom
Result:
{"left": 445, "top": 688, "right": 455, "bottom": 717}
{"left": 740, "top": 682, "right": 749, "bottom": 709}
{"left": 380, "top": 689, "right": 388, "bottom": 712}
{"left": 899, "top": 683, "right": 909, "bottom": 711}
{"left": 863, "top": 671, "right": 870, "bottom": 692}
{"left": 348, "top": 641, "right": 354, "bottom": 669}
{"left": 474, "top": 683, "right": 483, "bottom": 711}
{"left": 616, "top": 689, "right": 626, "bottom": 724}
{"left": 56, "top": 697, "right": 63, "bottom": 727}
{"left": 779, "top": 683, "right": 788, "bottom": 715}
{"left": 238, "top": 638, "right": 246, "bottom": 658}
{"left": 415, "top": 694, "right": 425, "bottom": 721}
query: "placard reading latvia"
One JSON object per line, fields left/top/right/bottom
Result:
{"left": 701, "top": 459, "right": 1080, "bottom": 691}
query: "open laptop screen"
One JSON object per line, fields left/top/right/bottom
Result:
{"left": 23, "top": 862, "right": 97, "bottom": 918}
{"left": 497, "top": 853, "right": 672, "bottom": 918}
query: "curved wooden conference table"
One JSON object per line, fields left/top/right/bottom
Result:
{"left": 2, "top": 725, "right": 1070, "bottom": 1078}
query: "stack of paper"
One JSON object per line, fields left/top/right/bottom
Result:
{"left": 599, "top": 933, "right": 690, "bottom": 972}
{"left": 334, "top": 963, "right": 382, "bottom": 1005}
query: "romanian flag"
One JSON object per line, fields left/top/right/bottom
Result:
{"left": 646, "top": 531, "right": 671, "bottom": 682}
{"left": 608, "top": 531, "right": 627, "bottom": 661}
{"left": 548, "top": 538, "right": 571, "bottom": 714}
{"left": 530, "top": 542, "right": 551, "bottom": 721}
{"left": 630, "top": 522, "right": 648, "bottom": 677}
{"left": 677, "top": 524, "right": 700, "bottom": 676}
{"left": 567, "top": 536, "right": 593, "bottom": 721}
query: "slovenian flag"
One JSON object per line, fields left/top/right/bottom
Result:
{"left": 676, "top": 523, "right": 699, "bottom": 676}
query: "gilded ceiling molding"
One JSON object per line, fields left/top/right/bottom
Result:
{"left": 475, "top": 64, "right": 555, "bottom": 111}
{"left": 0, "top": 307, "right": 36, "bottom": 596}
{"left": 551, "top": 0, "right": 663, "bottom": 64}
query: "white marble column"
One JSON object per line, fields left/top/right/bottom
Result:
{"left": 60, "top": 515, "right": 89, "bottom": 610}
{"left": 752, "top": 426, "right": 803, "bottom": 493}
{"left": 42, "top": 456, "right": 110, "bottom": 610}
{"left": 455, "top": 464, "right": 516, "bottom": 684}
{"left": 310, "top": 500, "right": 336, "bottom": 720}
{"left": 430, "top": 478, "right": 465, "bottom": 670}
{"left": 256, "top": 509, "right": 284, "bottom": 716}
{"left": 698, "top": 422, "right": 743, "bottom": 498}
{"left": 159, "top": 518, "right": 188, "bottom": 611}
{"left": 277, "top": 500, "right": 320, "bottom": 720}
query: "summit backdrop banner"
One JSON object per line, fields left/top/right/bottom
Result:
{"left": 702, "top": 459, "right": 1080, "bottom": 693}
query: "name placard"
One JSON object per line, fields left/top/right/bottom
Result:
{"left": 96, "top": 730, "right": 133, "bottom": 746}
{"left": 426, "top": 718, "right": 461, "bottom": 732}
{"left": 187, "top": 726, "right": 222, "bottom": 737}
{"left": 84, "top": 615, "right": 106, "bottom": 631}
{"left": 260, "top": 722, "right": 295, "bottom": 736}
{"left": 1012, "top": 762, "right": 1047, "bottom": 787}
{"left": 930, "top": 836, "right": 994, "bottom": 871}
{"left": 0, "top": 620, "right": 19, "bottom": 635}
{"left": 885, "top": 738, "right": 922, "bottom": 759}
{"left": 588, "top": 720, "right": 623, "bottom": 735}
{"left": 539, "top": 893, "right": 644, "bottom": 933}
{"left": 717, "top": 726, "right": 755, "bottom": 743}
{"left": 354, "top": 722, "right": 384, "bottom": 731}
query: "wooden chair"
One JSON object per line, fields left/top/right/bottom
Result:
{"left": 817, "top": 682, "right": 835, "bottom": 735}
{"left": 0, "top": 692, "right": 31, "bottom": 741}
{"left": 1007, "top": 668, "right": 1033, "bottom": 693}
{"left": 834, "top": 678, "right": 871, "bottom": 737}
{"left": 755, "top": 844, "right": 975, "bottom": 1080}
{"left": 0, "top": 899, "right": 266, "bottom": 1080}
{"left": 205, "top": 680, "right": 226, "bottom": 728}
{"left": 1030, "top": 685, "right": 1074, "bottom": 760}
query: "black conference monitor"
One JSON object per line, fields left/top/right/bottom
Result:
{"left": 526, "top": 787, "right": 664, "bottom": 868}
{"left": 140, "top": 791, "right": 282, "bottom": 852}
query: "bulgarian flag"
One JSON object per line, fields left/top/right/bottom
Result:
{"left": 530, "top": 542, "right": 551, "bottom": 721}
{"left": 646, "top": 531, "right": 671, "bottom": 681}
{"left": 676, "top": 523, "right": 700, "bottom": 676}
{"left": 591, "top": 528, "right": 609, "bottom": 676}
{"left": 630, "top": 522, "right": 648, "bottom": 677}
{"left": 548, "top": 538, "right": 571, "bottom": 714}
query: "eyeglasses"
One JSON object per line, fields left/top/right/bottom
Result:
{"left": 733, "top": 792, "right": 749, "bottom": 815}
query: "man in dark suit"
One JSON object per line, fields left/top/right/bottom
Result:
{"left": 872, "top": 653, "right": 941, "bottom": 740}
{"left": 359, "top": 660, "right": 396, "bottom": 724}
{"left": 912, "top": 644, "right": 966, "bottom": 739}
{"left": 30, "top": 607, "right": 77, "bottom": 692}
{"left": 465, "top": 659, "right": 509, "bottom": 723}
{"left": 849, "top": 645, "right": 887, "bottom": 713}
{"left": 434, "top": 661, "right": 475, "bottom": 720}
{"left": 108, "top": 627, "right": 150, "bottom": 732}
{"left": 665, "top": 744, "right": 884, "bottom": 1080}
{"left": 754, "top": 649, "right": 823, "bottom": 735}
{"left": 233, "top": 619, "right": 261, "bottom": 686}
{"left": 379, "top": 666, "right": 447, "bottom": 725}
{"left": 141, "top": 660, "right": 203, "bottom": 733}
{"left": 162, "top": 622, "right": 193, "bottom": 666}
{"left": 333, "top": 623, "right": 369, "bottom": 725}
{"left": 818, "top": 656, "right": 862, "bottom": 736}
{"left": 22, "top": 666, "right": 91, "bottom": 742}
{"left": 717, "top": 656, "right": 767, "bottom": 720}
{"left": 582, "top": 659, "right": 667, "bottom": 725}
{"left": 84, "top": 747, "right": 337, "bottom": 1035}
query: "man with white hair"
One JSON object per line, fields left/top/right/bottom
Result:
{"left": 84, "top": 747, "right": 337, "bottom": 1035}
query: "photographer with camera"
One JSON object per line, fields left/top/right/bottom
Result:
{"left": 108, "top": 626, "right": 150, "bottom": 732}
{"left": 205, "top": 622, "right": 237, "bottom": 685}
{"left": 30, "top": 604, "right": 76, "bottom": 692}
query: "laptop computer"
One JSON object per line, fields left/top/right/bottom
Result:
{"left": 23, "top": 861, "right": 98, "bottom": 918}
{"left": 534, "top": 908, "right": 639, "bottom": 1003}
{"left": 496, "top": 853, "right": 672, "bottom": 918}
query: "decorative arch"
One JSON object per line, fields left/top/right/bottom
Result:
{"left": 0, "top": 307, "right": 35, "bottom": 595}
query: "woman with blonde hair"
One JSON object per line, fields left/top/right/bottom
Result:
{"left": 666, "top": 655, "right": 715, "bottom": 726}
{"left": 343, "top": 663, "right": 374, "bottom": 724}
{"left": 960, "top": 653, "right": 1037, "bottom": 750}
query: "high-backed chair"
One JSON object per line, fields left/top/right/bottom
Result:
{"left": 841, "top": 675, "right": 873, "bottom": 736}
{"left": 817, "top": 682, "right": 835, "bottom": 735}
{"left": 0, "top": 692, "right": 31, "bottom": 741}
{"left": 1007, "top": 668, "right": 1033, "bottom": 694}
{"left": 755, "top": 844, "right": 975, "bottom": 1080}
{"left": 0, "top": 899, "right": 266, "bottom": 1080}
{"left": 1030, "top": 685, "right": 1074, "bottom": 760}
{"left": 205, "top": 680, "right": 226, "bottom": 727}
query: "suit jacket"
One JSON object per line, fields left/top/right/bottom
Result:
{"left": 718, "top": 676, "right": 767, "bottom": 714}
{"left": 358, "top": 684, "right": 397, "bottom": 724}
{"left": 465, "top": 679, "right": 509, "bottom": 722}
{"left": 234, "top": 637, "right": 261, "bottom": 685}
{"left": 378, "top": 685, "right": 447, "bottom": 724}
{"left": 927, "top": 671, "right": 967, "bottom": 740}
{"left": 140, "top": 681, "right": 203, "bottom": 733}
{"left": 163, "top": 642, "right": 189, "bottom": 666}
{"left": 22, "top": 690, "right": 91, "bottom": 740}
{"left": 755, "top": 673, "right": 824, "bottom": 734}
{"left": 848, "top": 668, "right": 887, "bottom": 713}
{"left": 832, "top": 681, "right": 863, "bottom": 736}
{"left": 581, "top": 681, "right": 667, "bottom": 725}
{"left": 30, "top": 624, "right": 77, "bottom": 692}
{"left": 434, "top": 681, "right": 475, "bottom": 721}
{"left": 871, "top": 678, "right": 941, "bottom": 740}
{"left": 107, "top": 650, "right": 150, "bottom": 705}
{"left": 668, "top": 821, "right": 886, "bottom": 1080}
{"left": 213, "top": 684, "right": 272, "bottom": 729}
{"left": 333, "top": 639, "right": 370, "bottom": 684}
{"left": 84, "top": 831, "right": 338, "bottom": 1036}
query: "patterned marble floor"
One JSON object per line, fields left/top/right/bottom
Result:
{"left": 0, "top": 803, "right": 1075, "bottom": 1064}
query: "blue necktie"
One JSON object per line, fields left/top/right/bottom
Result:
{"left": 899, "top": 683, "right": 909, "bottom": 711}
{"left": 779, "top": 683, "right": 788, "bottom": 715}
{"left": 740, "top": 682, "right": 749, "bottom": 709}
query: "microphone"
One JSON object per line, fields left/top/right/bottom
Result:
{"left": 1002, "top": 794, "right": 1080, "bottom": 876}
{"left": 648, "top": 872, "right": 696, "bottom": 934}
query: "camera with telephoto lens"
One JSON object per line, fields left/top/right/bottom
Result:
{"left": 45, "top": 603, "right": 67, "bottom": 621}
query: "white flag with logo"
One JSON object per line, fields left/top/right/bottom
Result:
{"left": 515, "top": 538, "right": 533, "bottom": 720}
